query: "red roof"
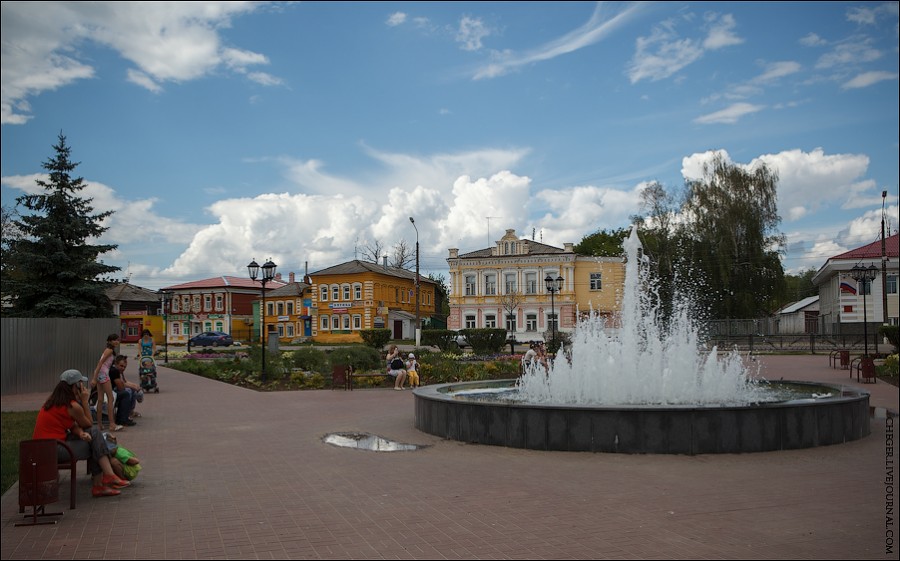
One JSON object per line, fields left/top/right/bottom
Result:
{"left": 162, "top": 276, "right": 287, "bottom": 291}
{"left": 830, "top": 233, "right": 898, "bottom": 261}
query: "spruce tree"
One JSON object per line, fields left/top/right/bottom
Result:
{"left": 7, "top": 132, "right": 120, "bottom": 317}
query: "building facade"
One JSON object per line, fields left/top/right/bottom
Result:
{"left": 812, "top": 233, "right": 898, "bottom": 333}
{"left": 259, "top": 278, "right": 313, "bottom": 343}
{"left": 447, "top": 229, "right": 625, "bottom": 340}
{"left": 309, "top": 259, "right": 437, "bottom": 343}
{"left": 161, "top": 275, "right": 286, "bottom": 344}
{"left": 105, "top": 282, "right": 165, "bottom": 344}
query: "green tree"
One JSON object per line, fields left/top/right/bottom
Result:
{"left": 574, "top": 227, "right": 630, "bottom": 257}
{"left": 6, "top": 132, "right": 119, "bottom": 317}
{"left": 779, "top": 269, "right": 817, "bottom": 308}
{"left": 681, "top": 154, "right": 785, "bottom": 318}
{"left": 428, "top": 272, "right": 450, "bottom": 317}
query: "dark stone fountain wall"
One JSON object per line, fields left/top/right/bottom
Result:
{"left": 414, "top": 380, "right": 871, "bottom": 454}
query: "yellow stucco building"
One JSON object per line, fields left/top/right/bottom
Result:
{"left": 447, "top": 229, "right": 624, "bottom": 339}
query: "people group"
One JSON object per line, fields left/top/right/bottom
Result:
{"left": 33, "top": 332, "right": 148, "bottom": 499}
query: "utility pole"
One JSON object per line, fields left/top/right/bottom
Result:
{"left": 882, "top": 190, "right": 889, "bottom": 343}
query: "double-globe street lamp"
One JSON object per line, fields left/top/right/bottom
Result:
{"left": 248, "top": 258, "right": 277, "bottom": 381}
{"left": 409, "top": 217, "right": 420, "bottom": 347}
{"left": 544, "top": 273, "right": 564, "bottom": 352}
{"left": 849, "top": 263, "right": 879, "bottom": 358}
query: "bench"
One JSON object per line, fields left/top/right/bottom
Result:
{"left": 829, "top": 349, "right": 850, "bottom": 370}
{"left": 852, "top": 356, "right": 877, "bottom": 383}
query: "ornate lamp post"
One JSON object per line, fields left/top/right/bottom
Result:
{"left": 248, "top": 258, "right": 277, "bottom": 381}
{"left": 544, "top": 273, "right": 563, "bottom": 352}
{"left": 849, "top": 263, "right": 879, "bottom": 357}
{"left": 409, "top": 216, "right": 420, "bottom": 347}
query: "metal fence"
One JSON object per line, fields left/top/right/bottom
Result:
{"left": 1, "top": 317, "right": 120, "bottom": 396}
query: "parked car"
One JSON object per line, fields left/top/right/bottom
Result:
{"left": 189, "top": 331, "right": 234, "bottom": 347}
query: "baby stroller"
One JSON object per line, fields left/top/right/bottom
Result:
{"left": 139, "top": 356, "right": 159, "bottom": 393}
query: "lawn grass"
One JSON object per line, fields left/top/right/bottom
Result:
{"left": 1, "top": 411, "right": 38, "bottom": 495}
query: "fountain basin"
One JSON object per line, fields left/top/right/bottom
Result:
{"left": 414, "top": 380, "right": 870, "bottom": 454}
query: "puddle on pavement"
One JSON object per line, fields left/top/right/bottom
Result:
{"left": 323, "top": 432, "right": 424, "bottom": 452}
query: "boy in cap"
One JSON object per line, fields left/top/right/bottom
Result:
{"left": 406, "top": 353, "right": 420, "bottom": 388}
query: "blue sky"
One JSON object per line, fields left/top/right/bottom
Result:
{"left": 1, "top": 1, "right": 898, "bottom": 291}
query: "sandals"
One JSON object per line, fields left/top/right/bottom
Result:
{"left": 102, "top": 474, "right": 130, "bottom": 489}
{"left": 92, "top": 486, "right": 121, "bottom": 498}
{"left": 112, "top": 425, "right": 125, "bottom": 432}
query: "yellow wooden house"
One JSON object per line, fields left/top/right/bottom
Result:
{"left": 309, "top": 259, "right": 437, "bottom": 343}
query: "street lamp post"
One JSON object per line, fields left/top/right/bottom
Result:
{"left": 850, "top": 264, "right": 879, "bottom": 357}
{"left": 409, "top": 217, "right": 420, "bottom": 347}
{"left": 248, "top": 258, "right": 277, "bottom": 381}
{"left": 159, "top": 291, "right": 170, "bottom": 364}
{"left": 544, "top": 273, "right": 563, "bottom": 353}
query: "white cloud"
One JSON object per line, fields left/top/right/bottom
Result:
{"left": 702, "top": 13, "right": 744, "bottom": 50}
{"left": 842, "top": 70, "right": 899, "bottom": 89}
{"left": 815, "top": 39, "right": 882, "bottom": 69}
{"left": 474, "top": 2, "right": 644, "bottom": 79}
{"left": 693, "top": 102, "right": 764, "bottom": 124}
{"left": 628, "top": 12, "right": 743, "bottom": 84}
{"left": 754, "top": 61, "right": 802, "bottom": 83}
{"left": 799, "top": 32, "right": 827, "bottom": 47}
{"left": 456, "top": 16, "right": 491, "bottom": 52}
{"left": 386, "top": 12, "right": 407, "bottom": 26}
{"left": 531, "top": 184, "right": 644, "bottom": 247}
{"left": 846, "top": 6, "right": 877, "bottom": 26}
{"left": 0, "top": 1, "right": 275, "bottom": 125}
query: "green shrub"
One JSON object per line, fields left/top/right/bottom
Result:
{"left": 878, "top": 354, "right": 898, "bottom": 378}
{"left": 289, "top": 348, "right": 329, "bottom": 373}
{"left": 360, "top": 329, "right": 391, "bottom": 349}
{"left": 460, "top": 328, "right": 507, "bottom": 354}
{"left": 421, "top": 329, "right": 457, "bottom": 351}
{"left": 327, "top": 346, "right": 383, "bottom": 371}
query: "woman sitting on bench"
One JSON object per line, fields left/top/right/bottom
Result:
{"left": 33, "top": 369, "right": 132, "bottom": 498}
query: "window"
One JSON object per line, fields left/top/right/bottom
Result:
{"left": 204, "top": 295, "right": 212, "bottom": 311}
{"left": 343, "top": 285, "right": 351, "bottom": 300}
{"left": 343, "top": 315, "right": 351, "bottom": 330}
{"left": 354, "top": 283, "right": 362, "bottom": 300}
{"left": 215, "top": 321, "right": 223, "bottom": 332}
{"left": 525, "top": 273, "right": 537, "bottom": 294}
{"left": 465, "top": 315, "right": 476, "bottom": 329}
{"left": 266, "top": 302, "right": 274, "bottom": 316}
{"left": 320, "top": 286, "right": 328, "bottom": 301}
{"left": 526, "top": 313, "right": 538, "bottom": 332}
{"left": 332, "top": 315, "right": 340, "bottom": 329}
{"left": 548, "top": 312, "right": 558, "bottom": 333}
{"left": 353, "top": 315, "right": 362, "bottom": 329}
{"left": 888, "top": 275, "right": 898, "bottom": 294}
{"left": 215, "top": 294, "right": 224, "bottom": 311}
{"left": 321, "top": 316, "right": 330, "bottom": 330}
{"left": 861, "top": 280, "right": 872, "bottom": 296}
{"left": 173, "top": 323, "right": 181, "bottom": 335}
{"left": 276, "top": 324, "right": 284, "bottom": 337}
{"left": 506, "top": 315, "right": 516, "bottom": 333}
{"left": 485, "top": 314, "right": 496, "bottom": 328}
{"left": 286, "top": 324, "right": 294, "bottom": 337}
{"left": 182, "top": 296, "right": 190, "bottom": 311}
{"left": 504, "top": 273, "right": 516, "bottom": 293}
{"left": 192, "top": 295, "right": 200, "bottom": 312}
{"left": 395, "top": 288, "right": 400, "bottom": 302}
{"left": 465, "top": 275, "right": 476, "bottom": 296}
{"left": 277, "top": 302, "right": 284, "bottom": 315}
{"left": 172, "top": 298, "right": 180, "bottom": 313}
{"left": 287, "top": 301, "right": 294, "bottom": 315}
{"left": 590, "top": 273, "right": 602, "bottom": 291}
{"left": 331, "top": 285, "right": 339, "bottom": 301}
{"left": 484, "top": 274, "right": 496, "bottom": 295}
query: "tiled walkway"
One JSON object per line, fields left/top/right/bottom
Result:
{"left": 1, "top": 355, "right": 896, "bottom": 560}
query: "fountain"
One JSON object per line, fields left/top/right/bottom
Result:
{"left": 414, "top": 227, "right": 870, "bottom": 454}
